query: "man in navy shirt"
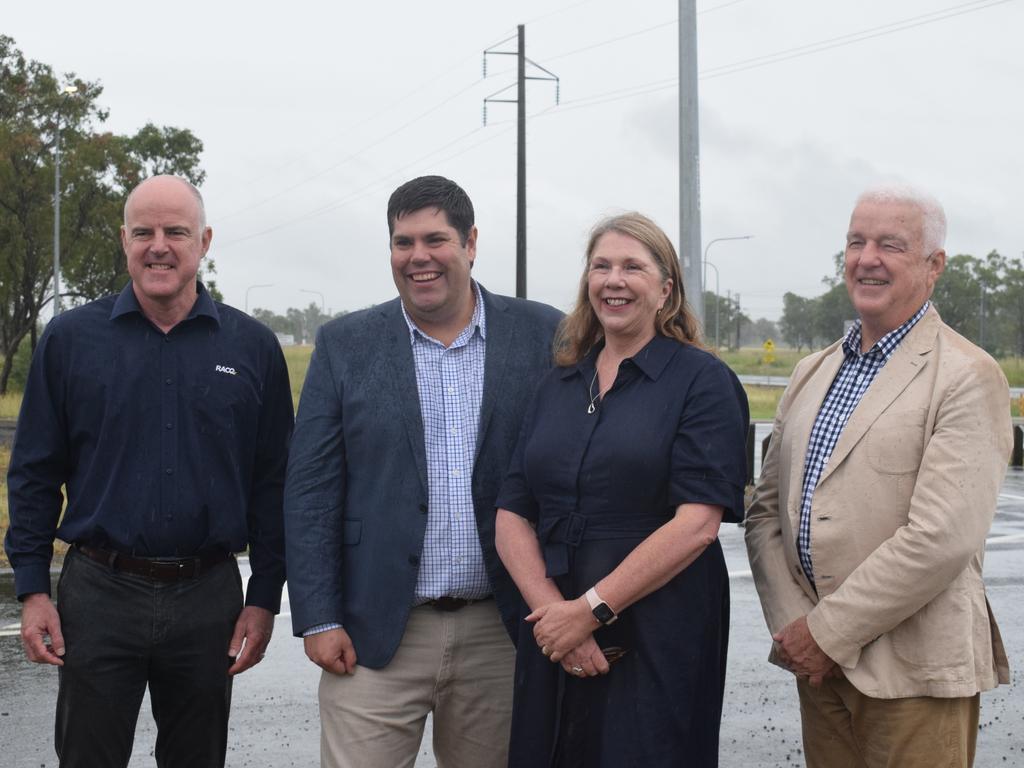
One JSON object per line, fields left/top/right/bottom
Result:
{"left": 4, "top": 175, "right": 294, "bottom": 767}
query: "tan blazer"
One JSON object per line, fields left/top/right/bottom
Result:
{"left": 745, "top": 307, "right": 1011, "bottom": 699}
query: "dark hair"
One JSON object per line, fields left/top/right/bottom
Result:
{"left": 386, "top": 175, "right": 475, "bottom": 245}
{"left": 554, "top": 212, "right": 703, "bottom": 366}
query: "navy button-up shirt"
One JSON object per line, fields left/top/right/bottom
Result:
{"left": 4, "top": 283, "right": 294, "bottom": 611}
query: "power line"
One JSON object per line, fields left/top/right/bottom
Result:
{"left": 218, "top": 76, "right": 483, "bottom": 222}
{"left": 541, "top": 0, "right": 1012, "bottom": 114}
{"left": 215, "top": 124, "right": 513, "bottom": 250}
{"left": 216, "top": 0, "right": 1010, "bottom": 248}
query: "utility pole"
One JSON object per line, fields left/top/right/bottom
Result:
{"left": 679, "top": 0, "right": 703, "bottom": 327}
{"left": 483, "top": 26, "right": 559, "bottom": 298}
{"left": 735, "top": 292, "right": 742, "bottom": 349}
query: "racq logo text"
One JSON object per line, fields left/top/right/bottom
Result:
{"left": 215, "top": 365, "right": 237, "bottom": 376}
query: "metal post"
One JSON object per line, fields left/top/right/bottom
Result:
{"left": 516, "top": 24, "right": 527, "bottom": 299}
{"left": 245, "top": 283, "right": 273, "bottom": 314}
{"left": 702, "top": 260, "right": 720, "bottom": 349}
{"left": 53, "top": 118, "right": 62, "bottom": 316}
{"left": 679, "top": 0, "right": 702, "bottom": 326}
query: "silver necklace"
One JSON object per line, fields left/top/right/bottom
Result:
{"left": 587, "top": 368, "right": 601, "bottom": 414}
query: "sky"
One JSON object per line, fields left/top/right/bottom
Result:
{"left": 6, "top": 0, "right": 1023, "bottom": 322}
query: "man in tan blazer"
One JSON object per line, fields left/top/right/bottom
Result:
{"left": 745, "top": 183, "right": 1011, "bottom": 767}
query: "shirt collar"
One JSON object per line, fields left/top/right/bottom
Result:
{"left": 401, "top": 280, "right": 486, "bottom": 345}
{"left": 110, "top": 281, "right": 220, "bottom": 327}
{"left": 563, "top": 333, "right": 678, "bottom": 381}
{"left": 842, "top": 301, "right": 929, "bottom": 361}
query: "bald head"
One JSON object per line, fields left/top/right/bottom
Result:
{"left": 124, "top": 175, "right": 207, "bottom": 229}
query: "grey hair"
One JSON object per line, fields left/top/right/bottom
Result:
{"left": 124, "top": 175, "right": 207, "bottom": 228}
{"left": 855, "top": 182, "right": 946, "bottom": 254}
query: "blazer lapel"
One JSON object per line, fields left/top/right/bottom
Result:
{"left": 816, "top": 309, "right": 938, "bottom": 487}
{"left": 477, "top": 287, "right": 515, "bottom": 459}
{"left": 381, "top": 301, "right": 429, "bottom": 496}
{"left": 785, "top": 344, "right": 846, "bottom": 532}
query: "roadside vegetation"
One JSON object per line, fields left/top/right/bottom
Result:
{"left": 3, "top": 345, "right": 1021, "bottom": 568}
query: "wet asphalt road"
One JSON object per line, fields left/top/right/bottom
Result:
{"left": 3, "top": 469, "right": 1023, "bottom": 767}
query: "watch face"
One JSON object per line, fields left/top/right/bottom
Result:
{"left": 593, "top": 602, "right": 616, "bottom": 625}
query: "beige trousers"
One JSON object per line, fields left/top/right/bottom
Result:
{"left": 797, "top": 675, "right": 979, "bottom": 768}
{"left": 319, "top": 600, "right": 515, "bottom": 768}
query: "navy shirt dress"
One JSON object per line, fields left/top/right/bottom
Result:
{"left": 497, "top": 333, "right": 749, "bottom": 768}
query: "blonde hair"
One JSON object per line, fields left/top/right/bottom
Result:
{"left": 554, "top": 212, "right": 703, "bottom": 366}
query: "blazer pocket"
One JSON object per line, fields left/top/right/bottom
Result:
{"left": 343, "top": 519, "right": 362, "bottom": 546}
{"left": 865, "top": 407, "right": 928, "bottom": 475}
{"left": 890, "top": 586, "right": 970, "bottom": 671}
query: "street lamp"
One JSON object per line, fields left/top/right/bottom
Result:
{"left": 245, "top": 283, "right": 273, "bottom": 314}
{"left": 300, "top": 288, "right": 326, "bottom": 315}
{"left": 52, "top": 85, "right": 78, "bottom": 316}
{"left": 702, "top": 259, "right": 720, "bottom": 348}
{"left": 702, "top": 235, "right": 754, "bottom": 349}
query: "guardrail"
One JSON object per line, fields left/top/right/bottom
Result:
{"left": 746, "top": 422, "right": 1024, "bottom": 485}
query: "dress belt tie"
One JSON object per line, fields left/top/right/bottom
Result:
{"left": 536, "top": 512, "right": 669, "bottom": 577}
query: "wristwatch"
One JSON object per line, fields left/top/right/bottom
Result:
{"left": 584, "top": 587, "right": 618, "bottom": 626}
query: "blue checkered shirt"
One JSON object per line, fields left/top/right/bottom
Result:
{"left": 405, "top": 282, "right": 490, "bottom": 602}
{"left": 797, "top": 302, "right": 929, "bottom": 587}
{"left": 302, "top": 284, "right": 490, "bottom": 637}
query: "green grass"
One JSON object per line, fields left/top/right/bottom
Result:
{"left": 718, "top": 347, "right": 806, "bottom": 376}
{"left": 283, "top": 345, "right": 312, "bottom": 408}
{"left": 744, "top": 385, "right": 783, "bottom": 422}
{"left": 999, "top": 358, "right": 1024, "bottom": 388}
{"left": 0, "top": 393, "right": 22, "bottom": 420}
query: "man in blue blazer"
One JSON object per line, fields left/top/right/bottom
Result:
{"left": 284, "top": 175, "right": 562, "bottom": 768}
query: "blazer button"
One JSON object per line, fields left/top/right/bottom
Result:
{"left": 408, "top": 554, "right": 420, "bottom": 566}
{"left": 419, "top": 503, "right": 428, "bottom": 514}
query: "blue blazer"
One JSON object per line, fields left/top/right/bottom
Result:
{"left": 284, "top": 285, "right": 562, "bottom": 668}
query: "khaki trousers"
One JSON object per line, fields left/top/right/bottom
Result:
{"left": 797, "top": 675, "right": 979, "bottom": 768}
{"left": 319, "top": 600, "right": 515, "bottom": 768}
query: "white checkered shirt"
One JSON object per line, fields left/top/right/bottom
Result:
{"left": 403, "top": 282, "right": 490, "bottom": 602}
{"left": 797, "top": 302, "right": 930, "bottom": 587}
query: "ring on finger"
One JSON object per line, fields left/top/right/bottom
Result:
{"left": 571, "top": 665, "right": 584, "bottom": 675}
{"left": 541, "top": 645, "right": 550, "bottom": 657}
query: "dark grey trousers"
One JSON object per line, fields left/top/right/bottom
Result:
{"left": 54, "top": 547, "right": 243, "bottom": 768}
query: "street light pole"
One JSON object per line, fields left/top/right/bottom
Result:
{"left": 300, "top": 288, "right": 326, "bottom": 315}
{"left": 245, "top": 283, "right": 273, "bottom": 314}
{"left": 702, "top": 260, "right": 720, "bottom": 348}
{"left": 702, "top": 235, "right": 754, "bottom": 348}
{"left": 52, "top": 85, "right": 78, "bottom": 316}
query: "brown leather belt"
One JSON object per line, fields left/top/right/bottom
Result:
{"left": 76, "top": 544, "right": 232, "bottom": 583}
{"left": 424, "top": 595, "right": 492, "bottom": 612}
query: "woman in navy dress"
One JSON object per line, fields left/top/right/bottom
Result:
{"left": 495, "top": 212, "right": 748, "bottom": 767}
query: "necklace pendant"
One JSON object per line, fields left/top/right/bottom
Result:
{"left": 587, "top": 403, "right": 596, "bottom": 415}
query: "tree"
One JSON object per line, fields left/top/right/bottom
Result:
{"left": 0, "top": 35, "right": 205, "bottom": 392}
{"left": 740, "top": 317, "right": 779, "bottom": 348}
{"left": 779, "top": 292, "right": 816, "bottom": 352}
{"left": 701, "top": 290, "right": 748, "bottom": 349}
{"left": 930, "top": 253, "right": 980, "bottom": 339}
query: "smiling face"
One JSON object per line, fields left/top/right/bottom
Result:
{"left": 844, "top": 198, "right": 945, "bottom": 349}
{"left": 122, "top": 176, "right": 211, "bottom": 327}
{"left": 390, "top": 206, "right": 477, "bottom": 343}
{"left": 587, "top": 231, "right": 671, "bottom": 352}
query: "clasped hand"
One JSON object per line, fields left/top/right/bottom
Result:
{"left": 773, "top": 615, "right": 838, "bottom": 686}
{"left": 527, "top": 598, "right": 610, "bottom": 677}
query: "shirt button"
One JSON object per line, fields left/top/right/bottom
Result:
{"left": 165, "top": 468, "right": 173, "bottom": 475}
{"left": 164, "top": 337, "right": 171, "bottom": 343}
{"left": 455, "top": 556, "right": 463, "bottom": 564}
{"left": 447, "top": 387, "right": 454, "bottom": 394}
{"left": 452, "top": 469, "right": 460, "bottom": 477}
